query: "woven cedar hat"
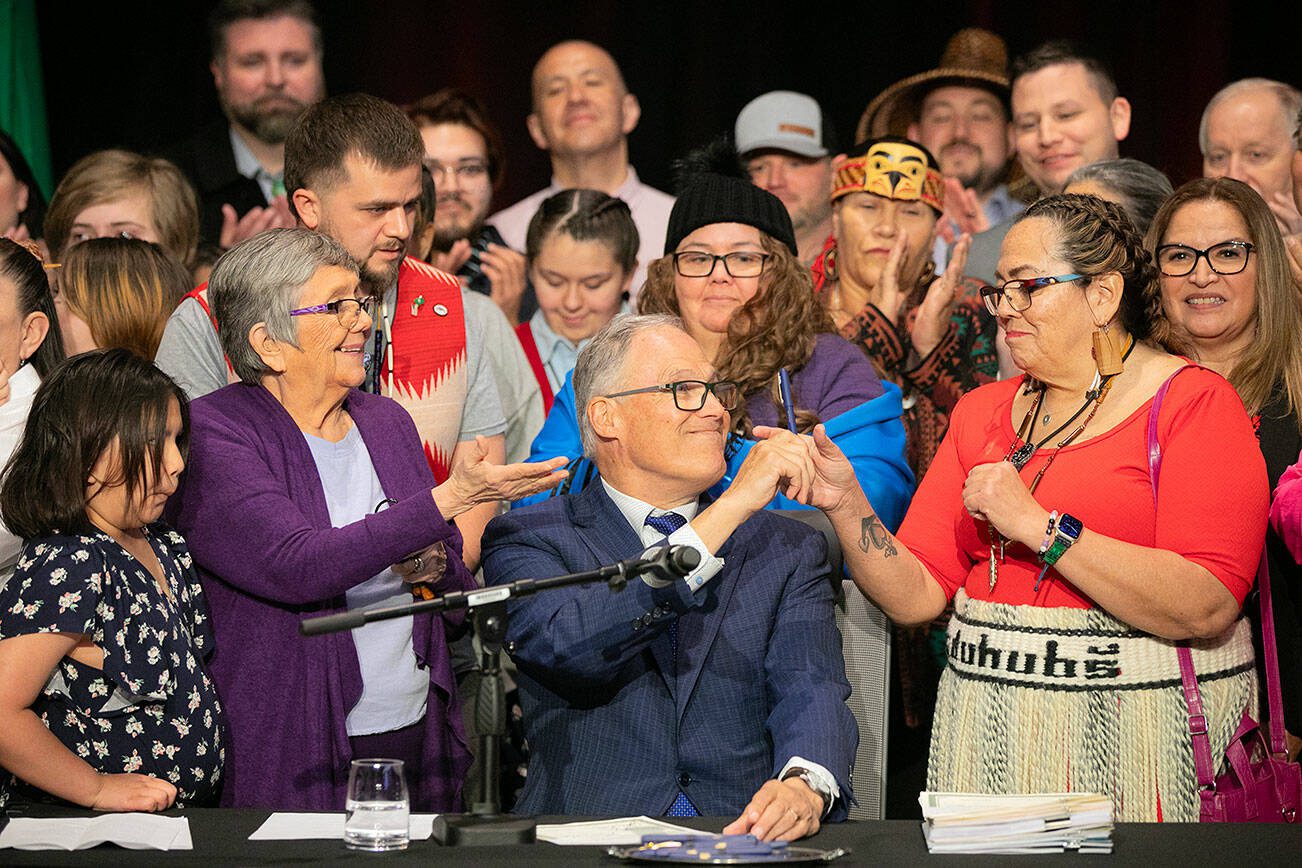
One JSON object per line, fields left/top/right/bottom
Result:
{"left": 856, "top": 28, "right": 1010, "bottom": 143}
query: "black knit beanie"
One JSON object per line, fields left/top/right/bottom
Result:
{"left": 662, "top": 139, "right": 798, "bottom": 256}
{"left": 663, "top": 174, "right": 797, "bottom": 256}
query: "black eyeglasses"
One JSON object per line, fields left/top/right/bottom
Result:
{"left": 979, "top": 273, "right": 1087, "bottom": 316}
{"left": 288, "top": 296, "right": 377, "bottom": 327}
{"left": 1155, "top": 241, "right": 1254, "bottom": 277}
{"left": 424, "top": 160, "right": 490, "bottom": 184}
{"left": 603, "top": 379, "right": 742, "bottom": 412}
{"left": 672, "top": 251, "right": 770, "bottom": 278}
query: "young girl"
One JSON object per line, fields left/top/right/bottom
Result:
{"left": 0, "top": 349, "right": 224, "bottom": 810}
{"left": 516, "top": 189, "right": 638, "bottom": 411}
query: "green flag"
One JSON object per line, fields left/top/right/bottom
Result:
{"left": 0, "top": 0, "right": 52, "bottom": 197}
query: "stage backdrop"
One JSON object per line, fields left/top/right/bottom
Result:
{"left": 36, "top": 0, "right": 1297, "bottom": 209}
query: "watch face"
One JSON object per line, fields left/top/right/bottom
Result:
{"left": 1058, "top": 514, "right": 1083, "bottom": 538}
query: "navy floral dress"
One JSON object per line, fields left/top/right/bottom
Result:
{"left": 0, "top": 524, "right": 225, "bottom": 807}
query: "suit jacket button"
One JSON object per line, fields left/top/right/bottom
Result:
{"left": 678, "top": 772, "right": 691, "bottom": 787}
{"left": 632, "top": 619, "right": 643, "bottom": 631}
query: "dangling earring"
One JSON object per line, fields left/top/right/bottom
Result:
{"left": 823, "top": 245, "right": 838, "bottom": 283}
{"left": 1092, "top": 322, "right": 1124, "bottom": 377}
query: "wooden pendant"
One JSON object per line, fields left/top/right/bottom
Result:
{"left": 1092, "top": 329, "right": 1124, "bottom": 377}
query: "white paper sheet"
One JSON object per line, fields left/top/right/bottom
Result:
{"left": 535, "top": 816, "right": 709, "bottom": 846}
{"left": 0, "top": 814, "right": 192, "bottom": 851}
{"left": 247, "top": 812, "right": 436, "bottom": 841}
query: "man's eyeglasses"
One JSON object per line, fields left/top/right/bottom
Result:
{"left": 979, "top": 274, "right": 1087, "bottom": 316}
{"left": 672, "top": 251, "right": 770, "bottom": 278}
{"left": 424, "top": 161, "right": 490, "bottom": 184}
{"left": 603, "top": 379, "right": 742, "bottom": 412}
{"left": 289, "top": 296, "right": 377, "bottom": 328}
{"left": 1155, "top": 241, "right": 1254, "bottom": 277}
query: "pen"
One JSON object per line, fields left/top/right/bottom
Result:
{"left": 778, "top": 368, "right": 797, "bottom": 433}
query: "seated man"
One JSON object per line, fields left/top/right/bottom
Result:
{"left": 482, "top": 315, "right": 856, "bottom": 840}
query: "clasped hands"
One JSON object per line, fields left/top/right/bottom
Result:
{"left": 732, "top": 425, "right": 861, "bottom": 517}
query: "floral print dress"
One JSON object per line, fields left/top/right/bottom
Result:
{"left": 0, "top": 524, "right": 225, "bottom": 807}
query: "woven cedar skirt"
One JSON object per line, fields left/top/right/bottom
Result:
{"left": 927, "top": 590, "right": 1257, "bottom": 821}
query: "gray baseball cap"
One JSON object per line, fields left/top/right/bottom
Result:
{"left": 735, "top": 91, "right": 829, "bottom": 158}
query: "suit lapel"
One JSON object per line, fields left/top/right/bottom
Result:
{"left": 674, "top": 499, "right": 743, "bottom": 723}
{"left": 572, "top": 484, "right": 677, "bottom": 698}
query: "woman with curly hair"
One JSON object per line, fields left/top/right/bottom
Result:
{"left": 523, "top": 163, "right": 913, "bottom": 529}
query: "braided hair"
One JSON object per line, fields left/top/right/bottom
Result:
{"left": 524, "top": 189, "right": 639, "bottom": 275}
{"left": 1016, "top": 192, "right": 1159, "bottom": 342}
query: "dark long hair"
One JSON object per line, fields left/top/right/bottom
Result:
{"left": 0, "top": 349, "right": 189, "bottom": 539}
{"left": 0, "top": 128, "right": 47, "bottom": 238}
{"left": 0, "top": 238, "right": 64, "bottom": 377}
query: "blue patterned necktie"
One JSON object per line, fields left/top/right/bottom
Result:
{"left": 644, "top": 512, "right": 688, "bottom": 652}
{"left": 644, "top": 511, "right": 687, "bottom": 537}
{"left": 645, "top": 512, "right": 699, "bottom": 818}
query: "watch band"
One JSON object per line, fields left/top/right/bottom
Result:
{"left": 780, "top": 766, "right": 831, "bottom": 814}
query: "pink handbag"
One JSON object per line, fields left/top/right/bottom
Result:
{"left": 1149, "top": 370, "right": 1301, "bottom": 822}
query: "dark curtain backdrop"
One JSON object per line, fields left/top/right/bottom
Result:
{"left": 37, "top": 0, "right": 1296, "bottom": 207}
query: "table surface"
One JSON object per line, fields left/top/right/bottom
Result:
{"left": 2, "top": 809, "right": 1300, "bottom": 866}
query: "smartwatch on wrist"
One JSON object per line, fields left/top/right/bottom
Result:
{"left": 1040, "top": 512, "right": 1083, "bottom": 566}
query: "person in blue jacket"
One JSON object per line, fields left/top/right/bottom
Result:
{"left": 518, "top": 156, "right": 913, "bottom": 529}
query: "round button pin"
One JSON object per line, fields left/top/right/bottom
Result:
{"left": 433, "top": 303, "right": 449, "bottom": 316}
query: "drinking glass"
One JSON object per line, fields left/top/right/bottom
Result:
{"left": 344, "top": 758, "right": 410, "bottom": 851}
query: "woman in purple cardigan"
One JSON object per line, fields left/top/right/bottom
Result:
{"left": 169, "top": 229, "right": 564, "bottom": 811}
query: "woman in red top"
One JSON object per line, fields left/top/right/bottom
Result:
{"left": 784, "top": 193, "right": 1267, "bottom": 821}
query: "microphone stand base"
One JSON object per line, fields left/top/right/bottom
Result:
{"left": 431, "top": 813, "right": 537, "bottom": 846}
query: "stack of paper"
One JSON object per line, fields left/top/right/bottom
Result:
{"left": 535, "top": 816, "right": 706, "bottom": 846}
{"left": 0, "top": 814, "right": 192, "bottom": 851}
{"left": 248, "top": 813, "right": 437, "bottom": 840}
{"left": 919, "top": 792, "right": 1114, "bottom": 854}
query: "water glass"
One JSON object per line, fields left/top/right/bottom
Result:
{"left": 344, "top": 758, "right": 410, "bottom": 851}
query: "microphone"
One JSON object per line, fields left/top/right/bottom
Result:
{"left": 618, "top": 544, "right": 701, "bottom": 583}
{"left": 300, "top": 547, "right": 703, "bottom": 638}
{"left": 299, "top": 607, "right": 368, "bottom": 636}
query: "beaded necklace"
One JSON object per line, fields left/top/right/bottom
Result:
{"left": 987, "top": 337, "right": 1135, "bottom": 591}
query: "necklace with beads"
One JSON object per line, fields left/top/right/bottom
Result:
{"left": 986, "top": 336, "right": 1135, "bottom": 591}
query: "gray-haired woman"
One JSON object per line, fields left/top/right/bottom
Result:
{"left": 168, "top": 228, "right": 565, "bottom": 810}
{"left": 1065, "top": 158, "right": 1174, "bottom": 237}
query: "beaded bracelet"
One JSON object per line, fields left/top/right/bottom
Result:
{"left": 1037, "top": 511, "right": 1059, "bottom": 558}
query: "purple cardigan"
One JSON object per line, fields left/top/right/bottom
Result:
{"left": 168, "top": 383, "right": 474, "bottom": 811}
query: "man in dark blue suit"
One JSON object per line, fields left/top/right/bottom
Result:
{"left": 482, "top": 315, "right": 857, "bottom": 841}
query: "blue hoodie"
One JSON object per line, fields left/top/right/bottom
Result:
{"left": 517, "top": 371, "right": 914, "bottom": 531}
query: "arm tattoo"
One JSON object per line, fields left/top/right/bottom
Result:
{"left": 858, "top": 515, "right": 898, "bottom": 558}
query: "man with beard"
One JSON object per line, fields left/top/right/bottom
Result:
{"left": 156, "top": 94, "right": 510, "bottom": 569}
{"left": 165, "top": 0, "right": 325, "bottom": 248}
{"left": 857, "top": 28, "right": 1023, "bottom": 272}
{"left": 734, "top": 91, "right": 837, "bottom": 268}
{"left": 407, "top": 89, "right": 534, "bottom": 325}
